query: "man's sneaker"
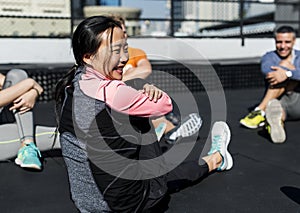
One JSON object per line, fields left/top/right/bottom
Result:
{"left": 208, "top": 121, "right": 233, "bottom": 171}
{"left": 15, "top": 142, "right": 42, "bottom": 170}
{"left": 155, "top": 122, "right": 167, "bottom": 141}
{"left": 240, "top": 110, "right": 265, "bottom": 129}
{"left": 165, "top": 113, "right": 202, "bottom": 144}
{"left": 265, "top": 99, "right": 286, "bottom": 143}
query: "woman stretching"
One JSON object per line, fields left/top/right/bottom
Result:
{"left": 55, "top": 16, "right": 233, "bottom": 212}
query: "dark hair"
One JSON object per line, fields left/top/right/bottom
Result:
{"left": 109, "top": 15, "right": 126, "bottom": 26}
{"left": 275, "top": 25, "right": 296, "bottom": 37}
{"left": 54, "top": 16, "right": 121, "bottom": 124}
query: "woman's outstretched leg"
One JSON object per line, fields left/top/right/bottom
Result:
{"left": 166, "top": 121, "right": 233, "bottom": 193}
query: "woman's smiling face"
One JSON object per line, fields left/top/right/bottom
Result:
{"left": 84, "top": 27, "right": 129, "bottom": 80}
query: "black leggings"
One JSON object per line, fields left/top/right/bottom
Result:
{"left": 136, "top": 138, "right": 209, "bottom": 212}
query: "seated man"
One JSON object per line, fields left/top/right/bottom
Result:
{"left": 240, "top": 25, "right": 300, "bottom": 143}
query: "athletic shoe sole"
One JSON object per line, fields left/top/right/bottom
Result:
{"left": 240, "top": 120, "right": 265, "bottom": 129}
{"left": 15, "top": 158, "right": 41, "bottom": 170}
{"left": 265, "top": 99, "right": 286, "bottom": 143}
{"left": 211, "top": 121, "right": 233, "bottom": 170}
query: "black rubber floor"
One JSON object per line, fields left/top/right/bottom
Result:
{"left": 1, "top": 88, "right": 300, "bottom": 213}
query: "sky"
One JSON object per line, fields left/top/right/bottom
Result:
{"left": 121, "top": 0, "right": 168, "bottom": 18}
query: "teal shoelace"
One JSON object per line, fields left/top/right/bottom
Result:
{"left": 24, "top": 143, "right": 42, "bottom": 158}
{"left": 208, "top": 135, "right": 221, "bottom": 155}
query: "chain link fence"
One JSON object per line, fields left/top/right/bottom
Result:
{"left": 0, "top": 0, "right": 71, "bottom": 38}
{"left": 0, "top": 0, "right": 299, "bottom": 39}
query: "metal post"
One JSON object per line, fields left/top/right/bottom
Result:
{"left": 239, "top": 0, "right": 245, "bottom": 46}
{"left": 70, "top": 0, "right": 75, "bottom": 38}
{"left": 298, "top": 1, "right": 300, "bottom": 36}
{"left": 170, "top": 0, "right": 174, "bottom": 37}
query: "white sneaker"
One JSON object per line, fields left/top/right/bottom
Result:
{"left": 265, "top": 99, "right": 286, "bottom": 143}
{"left": 208, "top": 121, "right": 233, "bottom": 171}
{"left": 165, "top": 113, "right": 202, "bottom": 144}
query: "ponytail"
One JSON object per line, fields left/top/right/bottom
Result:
{"left": 54, "top": 64, "right": 77, "bottom": 124}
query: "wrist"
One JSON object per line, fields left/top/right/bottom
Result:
{"left": 285, "top": 70, "right": 292, "bottom": 78}
{"left": 32, "top": 87, "right": 41, "bottom": 98}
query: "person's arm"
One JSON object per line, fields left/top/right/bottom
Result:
{"left": 261, "top": 52, "right": 278, "bottom": 75}
{"left": 0, "top": 78, "right": 43, "bottom": 112}
{"left": 266, "top": 56, "right": 300, "bottom": 85}
{"left": 288, "top": 55, "right": 300, "bottom": 80}
{"left": 80, "top": 78, "right": 172, "bottom": 117}
{"left": 108, "top": 81, "right": 172, "bottom": 117}
{"left": 122, "top": 58, "right": 152, "bottom": 81}
{"left": 290, "top": 69, "right": 300, "bottom": 80}
{"left": 0, "top": 73, "right": 5, "bottom": 90}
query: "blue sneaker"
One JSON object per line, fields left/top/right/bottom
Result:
{"left": 208, "top": 121, "right": 233, "bottom": 171}
{"left": 15, "top": 142, "right": 42, "bottom": 170}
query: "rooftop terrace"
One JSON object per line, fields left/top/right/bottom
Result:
{"left": 1, "top": 58, "right": 300, "bottom": 213}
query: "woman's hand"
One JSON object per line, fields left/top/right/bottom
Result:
{"left": 9, "top": 89, "right": 38, "bottom": 113}
{"left": 142, "top": 83, "right": 163, "bottom": 102}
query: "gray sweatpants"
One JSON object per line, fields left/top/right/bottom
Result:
{"left": 280, "top": 91, "right": 300, "bottom": 120}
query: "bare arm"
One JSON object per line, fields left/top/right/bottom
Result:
{"left": 122, "top": 58, "right": 152, "bottom": 81}
{"left": 0, "top": 78, "right": 43, "bottom": 111}
{"left": 0, "top": 73, "right": 5, "bottom": 90}
{"left": 266, "top": 59, "right": 296, "bottom": 86}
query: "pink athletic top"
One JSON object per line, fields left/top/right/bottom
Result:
{"left": 79, "top": 67, "right": 173, "bottom": 117}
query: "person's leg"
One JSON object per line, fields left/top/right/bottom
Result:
{"left": 0, "top": 69, "right": 29, "bottom": 123}
{"left": 280, "top": 91, "right": 300, "bottom": 121}
{"left": 2, "top": 69, "right": 34, "bottom": 143}
{"left": 265, "top": 82, "right": 300, "bottom": 143}
{"left": 152, "top": 96, "right": 202, "bottom": 143}
{"left": 3, "top": 69, "right": 42, "bottom": 169}
{"left": 14, "top": 110, "right": 34, "bottom": 144}
{"left": 257, "top": 87, "right": 285, "bottom": 111}
{"left": 152, "top": 116, "right": 175, "bottom": 134}
{"left": 0, "top": 125, "right": 60, "bottom": 161}
{"left": 165, "top": 121, "right": 232, "bottom": 193}
{"left": 35, "top": 125, "right": 60, "bottom": 151}
{"left": 0, "top": 123, "right": 21, "bottom": 160}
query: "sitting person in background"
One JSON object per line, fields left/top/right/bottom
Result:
{"left": 0, "top": 69, "right": 59, "bottom": 169}
{"left": 240, "top": 25, "right": 300, "bottom": 143}
{"left": 112, "top": 15, "right": 202, "bottom": 144}
{"left": 122, "top": 40, "right": 152, "bottom": 82}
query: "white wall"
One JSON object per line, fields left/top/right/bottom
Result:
{"left": 0, "top": 38, "right": 74, "bottom": 64}
{"left": 1, "top": 37, "right": 299, "bottom": 64}
{"left": 129, "top": 38, "right": 277, "bottom": 61}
